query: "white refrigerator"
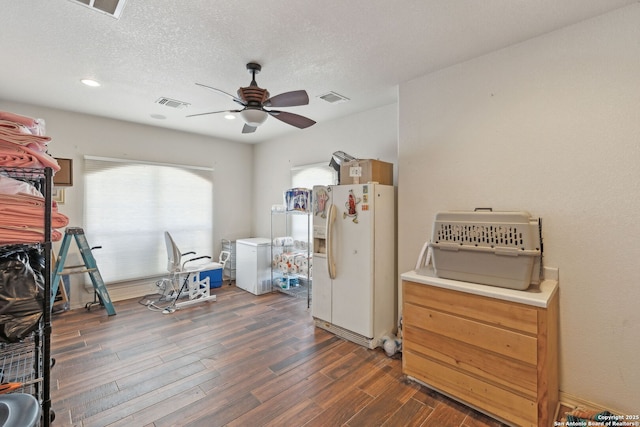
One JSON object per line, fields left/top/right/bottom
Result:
{"left": 311, "top": 183, "right": 396, "bottom": 349}
{"left": 236, "top": 237, "right": 272, "bottom": 295}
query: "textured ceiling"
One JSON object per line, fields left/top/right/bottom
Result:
{"left": 0, "top": 0, "right": 636, "bottom": 143}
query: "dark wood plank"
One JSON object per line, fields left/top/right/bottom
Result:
{"left": 382, "top": 397, "right": 434, "bottom": 427}
{"left": 304, "top": 388, "right": 373, "bottom": 427}
{"left": 346, "top": 376, "right": 420, "bottom": 426}
{"left": 422, "top": 395, "right": 472, "bottom": 427}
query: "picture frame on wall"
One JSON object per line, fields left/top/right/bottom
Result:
{"left": 54, "top": 158, "right": 73, "bottom": 186}
{"left": 52, "top": 187, "right": 65, "bottom": 204}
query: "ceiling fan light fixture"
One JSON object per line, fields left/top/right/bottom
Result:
{"left": 240, "top": 109, "right": 268, "bottom": 127}
{"left": 191, "top": 63, "right": 314, "bottom": 134}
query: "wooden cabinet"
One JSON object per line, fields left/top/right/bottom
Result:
{"left": 401, "top": 271, "right": 558, "bottom": 427}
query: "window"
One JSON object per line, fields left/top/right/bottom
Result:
{"left": 290, "top": 162, "right": 337, "bottom": 240}
{"left": 84, "top": 156, "right": 213, "bottom": 283}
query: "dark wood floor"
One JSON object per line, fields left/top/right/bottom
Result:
{"left": 50, "top": 284, "right": 514, "bottom": 427}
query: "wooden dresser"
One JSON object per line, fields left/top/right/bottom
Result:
{"left": 401, "top": 270, "right": 558, "bottom": 427}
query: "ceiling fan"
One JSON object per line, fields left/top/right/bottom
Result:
{"left": 188, "top": 63, "right": 316, "bottom": 134}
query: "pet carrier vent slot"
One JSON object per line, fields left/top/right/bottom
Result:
{"left": 435, "top": 223, "right": 525, "bottom": 249}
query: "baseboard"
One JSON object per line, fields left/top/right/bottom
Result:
{"left": 107, "top": 280, "right": 158, "bottom": 301}
{"left": 71, "top": 279, "right": 158, "bottom": 310}
{"left": 558, "top": 391, "right": 623, "bottom": 416}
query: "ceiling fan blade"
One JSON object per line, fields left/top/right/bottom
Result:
{"left": 242, "top": 123, "right": 257, "bottom": 134}
{"left": 264, "top": 90, "right": 309, "bottom": 108}
{"left": 195, "top": 83, "right": 246, "bottom": 106}
{"left": 186, "top": 109, "right": 242, "bottom": 118}
{"left": 268, "top": 110, "right": 316, "bottom": 129}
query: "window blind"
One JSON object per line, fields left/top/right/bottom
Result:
{"left": 84, "top": 156, "right": 213, "bottom": 283}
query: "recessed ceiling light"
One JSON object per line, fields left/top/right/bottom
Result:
{"left": 81, "top": 78, "right": 101, "bottom": 87}
{"left": 224, "top": 114, "right": 236, "bottom": 120}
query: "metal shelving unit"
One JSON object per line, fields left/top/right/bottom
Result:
{"left": 221, "top": 239, "right": 236, "bottom": 285}
{"left": 0, "top": 334, "right": 43, "bottom": 394}
{"left": 0, "top": 167, "right": 53, "bottom": 426}
{"left": 270, "top": 208, "right": 312, "bottom": 307}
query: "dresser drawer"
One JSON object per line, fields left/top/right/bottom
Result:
{"left": 404, "top": 351, "right": 538, "bottom": 427}
{"left": 403, "top": 301, "right": 537, "bottom": 364}
{"left": 404, "top": 280, "right": 538, "bottom": 334}
{"left": 403, "top": 326, "right": 537, "bottom": 397}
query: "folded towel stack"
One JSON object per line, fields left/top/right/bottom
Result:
{"left": 0, "top": 110, "right": 69, "bottom": 243}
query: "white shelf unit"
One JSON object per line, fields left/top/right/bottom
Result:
{"left": 270, "top": 209, "right": 312, "bottom": 307}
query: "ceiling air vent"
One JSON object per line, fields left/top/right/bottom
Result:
{"left": 318, "top": 91, "right": 350, "bottom": 104}
{"left": 155, "top": 97, "right": 191, "bottom": 109}
{"left": 68, "top": 0, "right": 128, "bottom": 19}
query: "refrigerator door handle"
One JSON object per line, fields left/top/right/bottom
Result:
{"left": 326, "top": 203, "right": 337, "bottom": 279}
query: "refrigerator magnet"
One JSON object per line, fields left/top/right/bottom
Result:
{"left": 314, "top": 187, "right": 330, "bottom": 218}
{"left": 343, "top": 189, "right": 360, "bottom": 223}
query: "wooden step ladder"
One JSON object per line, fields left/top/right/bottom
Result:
{"left": 51, "top": 227, "right": 116, "bottom": 316}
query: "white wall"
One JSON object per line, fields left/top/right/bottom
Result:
{"left": 252, "top": 103, "right": 398, "bottom": 237}
{"left": 398, "top": 4, "right": 640, "bottom": 414}
{"left": 0, "top": 100, "right": 253, "bottom": 308}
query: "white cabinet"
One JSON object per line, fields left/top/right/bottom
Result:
{"left": 235, "top": 238, "right": 271, "bottom": 295}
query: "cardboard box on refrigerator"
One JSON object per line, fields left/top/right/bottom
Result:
{"left": 340, "top": 159, "right": 393, "bottom": 185}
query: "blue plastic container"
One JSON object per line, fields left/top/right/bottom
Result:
{"left": 199, "top": 267, "right": 223, "bottom": 288}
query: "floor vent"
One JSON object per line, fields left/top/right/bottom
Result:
{"left": 318, "top": 91, "right": 350, "bottom": 104}
{"left": 68, "top": 0, "right": 128, "bottom": 19}
{"left": 155, "top": 97, "right": 191, "bottom": 109}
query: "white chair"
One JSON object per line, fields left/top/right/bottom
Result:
{"left": 163, "top": 231, "right": 228, "bottom": 312}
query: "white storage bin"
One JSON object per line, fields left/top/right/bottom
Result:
{"left": 429, "top": 210, "right": 542, "bottom": 290}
